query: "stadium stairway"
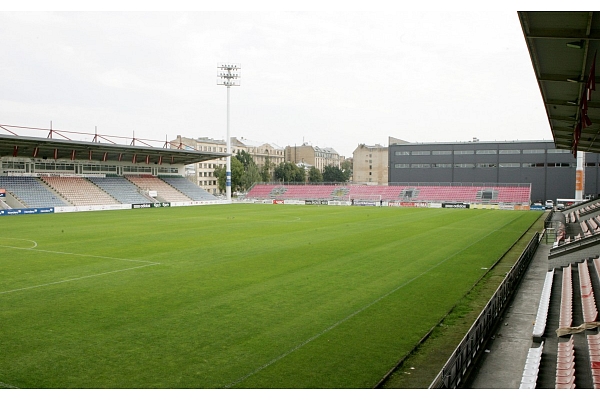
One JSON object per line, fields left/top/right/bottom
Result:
{"left": 467, "top": 241, "right": 600, "bottom": 389}
{"left": 466, "top": 242, "right": 554, "bottom": 388}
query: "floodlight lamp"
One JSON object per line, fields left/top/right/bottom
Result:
{"left": 566, "top": 40, "right": 584, "bottom": 49}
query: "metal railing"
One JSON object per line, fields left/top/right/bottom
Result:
{"left": 428, "top": 231, "right": 541, "bottom": 388}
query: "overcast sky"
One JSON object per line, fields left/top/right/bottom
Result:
{"left": 0, "top": 2, "right": 591, "bottom": 158}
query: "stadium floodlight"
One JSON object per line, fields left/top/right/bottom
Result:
{"left": 217, "top": 62, "right": 241, "bottom": 202}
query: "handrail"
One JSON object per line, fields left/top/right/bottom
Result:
{"left": 428, "top": 231, "right": 540, "bottom": 388}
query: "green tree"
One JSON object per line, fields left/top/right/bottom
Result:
{"left": 231, "top": 156, "right": 244, "bottom": 192}
{"left": 308, "top": 166, "right": 323, "bottom": 183}
{"left": 213, "top": 157, "right": 245, "bottom": 193}
{"left": 214, "top": 164, "right": 226, "bottom": 193}
{"left": 241, "top": 163, "right": 261, "bottom": 191}
{"left": 341, "top": 159, "right": 353, "bottom": 182}
{"left": 274, "top": 162, "right": 305, "bottom": 183}
{"left": 260, "top": 158, "right": 273, "bottom": 182}
{"left": 235, "top": 150, "right": 255, "bottom": 170}
{"left": 323, "top": 165, "right": 348, "bottom": 183}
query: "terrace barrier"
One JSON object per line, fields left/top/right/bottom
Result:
{"left": 427, "top": 231, "right": 541, "bottom": 389}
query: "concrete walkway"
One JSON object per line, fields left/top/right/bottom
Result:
{"left": 467, "top": 242, "right": 551, "bottom": 389}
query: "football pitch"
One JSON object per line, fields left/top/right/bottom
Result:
{"left": 0, "top": 204, "right": 543, "bottom": 388}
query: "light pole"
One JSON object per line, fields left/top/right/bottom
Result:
{"left": 217, "top": 63, "right": 241, "bottom": 202}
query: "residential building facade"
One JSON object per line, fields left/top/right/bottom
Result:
{"left": 171, "top": 136, "right": 285, "bottom": 193}
{"left": 230, "top": 137, "right": 285, "bottom": 179}
{"left": 352, "top": 144, "right": 388, "bottom": 185}
{"left": 285, "top": 144, "right": 341, "bottom": 172}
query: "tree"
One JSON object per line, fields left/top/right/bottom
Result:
{"left": 241, "top": 163, "right": 261, "bottom": 191}
{"left": 308, "top": 166, "right": 323, "bottom": 183}
{"left": 260, "top": 157, "right": 273, "bottom": 183}
{"left": 213, "top": 157, "right": 245, "bottom": 193}
{"left": 322, "top": 165, "right": 348, "bottom": 183}
{"left": 235, "top": 150, "right": 255, "bottom": 170}
{"left": 213, "top": 164, "right": 226, "bottom": 193}
{"left": 341, "top": 159, "right": 353, "bottom": 182}
{"left": 274, "top": 162, "right": 305, "bottom": 183}
{"left": 231, "top": 156, "right": 244, "bottom": 192}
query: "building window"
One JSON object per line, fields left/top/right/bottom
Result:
{"left": 523, "top": 149, "right": 545, "bottom": 154}
{"left": 432, "top": 150, "right": 452, "bottom": 155}
{"left": 476, "top": 150, "right": 497, "bottom": 154}
{"left": 394, "top": 163, "right": 410, "bottom": 168}
{"left": 395, "top": 151, "right": 410, "bottom": 156}
{"left": 476, "top": 163, "right": 497, "bottom": 168}
{"left": 411, "top": 164, "right": 431, "bottom": 168}
{"left": 522, "top": 163, "right": 545, "bottom": 168}
{"left": 547, "top": 163, "right": 572, "bottom": 168}
{"left": 547, "top": 149, "right": 570, "bottom": 154}
{"left": 499, "top": 149, "right": 520, "bottom": 154}
{"left": 454, "top": 150, "right": 474, "bottom": 155}
{"left": 411, "top": 151, "right": 431, "bottom": 156}
{"left": 432, "top": 163, "right": 452, "bottom": 168}
{"left": 454, "top": 163, "right": 475, "bottom": 168}
{"left": 499, "top": 163, "right": 520, "bottom": 168}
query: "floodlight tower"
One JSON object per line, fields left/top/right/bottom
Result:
{"left": 217, "top": 63, "right": 241, "bottom": 202}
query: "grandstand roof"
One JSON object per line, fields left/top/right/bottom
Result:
{"left": 0, "top": 133, "right": 227, "bottom": 165}
{"left": 519, "top": 11, "right": 600, "bottom": 155}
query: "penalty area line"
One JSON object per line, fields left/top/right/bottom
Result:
{"left": 0, "top": 262, "right": 160, "bottom": 296}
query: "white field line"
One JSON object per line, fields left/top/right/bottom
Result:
{"left": 0, "top": 381, "right": 19, "bottom": 389}
{"left": 0, "top": 237, "right": 38, "bottom": 249}
{"left": 224, "top": 215, "right": 520, "bottom": 388}
{"left": 0, "top": 242, "right": 160, "bottom": 295}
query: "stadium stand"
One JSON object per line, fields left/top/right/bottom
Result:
{"left": 579, "top": 260, "right": 598, "bottom": 324}
{"left": 533, "top": 271, "right": 553, "bottom": 339}
{"left": 41, "top": 176, "right": 120, "bottom": 206}
{"left": 0, "top": 176, "right": 69, "bottom": 207}
{"left": 88, "top": 176, "right": 156, "bottom": 204}
{"left": 519, "top": 342, "right": 544, "bottom": 389}
{"left": 555, "top": 336, "right": 576, "bottom": 389}
{"left": 587, "top": 334, "right": 600, "bottom": 388}
{"left": 245, "top": 183, "right": 531, "bottom": 204}
{"left": 559, "top": 265, "right": 573, "bottom": 333}
{"left": 125, "top": 175, "right": 192, "bottom": 202}
{"left": 159, "top": 176, "right": 217, "bottom": 201}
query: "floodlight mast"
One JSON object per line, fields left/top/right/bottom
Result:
{"left": 217, "top": 63, "right": 241, "bottom": 202}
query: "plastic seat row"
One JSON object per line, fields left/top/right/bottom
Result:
{"left": 533, "top": 271, "right": 554, "bottom": 338}
{"left": 587, "top": 334, "right": 600, "bottom": 388}
{"left": 559, "top": 265, "right": 573, "bottom": 331}
{"left": 519, "top": 341, "right": 544, "bottom": 389}
{"left": 579, "top": 260, "right": 598, "bottom": 323}
{"left": 556, "top": 336, "right": 576, "bottom": 389}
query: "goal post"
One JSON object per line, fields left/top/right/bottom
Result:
{"left": 349, "top": 194, "right": 382, "bottom": 206}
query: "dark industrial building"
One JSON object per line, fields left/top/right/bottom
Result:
{"left": 388, "top": 140, "right": 600, "bottom": 203}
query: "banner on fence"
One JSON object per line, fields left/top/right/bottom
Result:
{"left": 0, "top": 207, "right": 54, "bottom": 216}
{"left": 442, "top": 203, "right": 470, "bottom": 209}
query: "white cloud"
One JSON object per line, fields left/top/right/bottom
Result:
{"left": 0, "top": 9, "right": 555, "bottom": 157}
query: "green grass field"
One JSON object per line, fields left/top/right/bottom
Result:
{"left": 0, "top": 204, "right": 542, "bottom": 389}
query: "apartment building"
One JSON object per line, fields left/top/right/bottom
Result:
{"left": 285, "top": 143, "right": 341, "bottom": 172}
{"left": 352, "top": 144, "right": 388, "bottom": 185}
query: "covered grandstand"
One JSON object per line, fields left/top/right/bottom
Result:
{"left": 0, "top": 124, "right": 227, "bottom": 214}
{"left": 456, "top": 11, "right": 600, "bottom": 390}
